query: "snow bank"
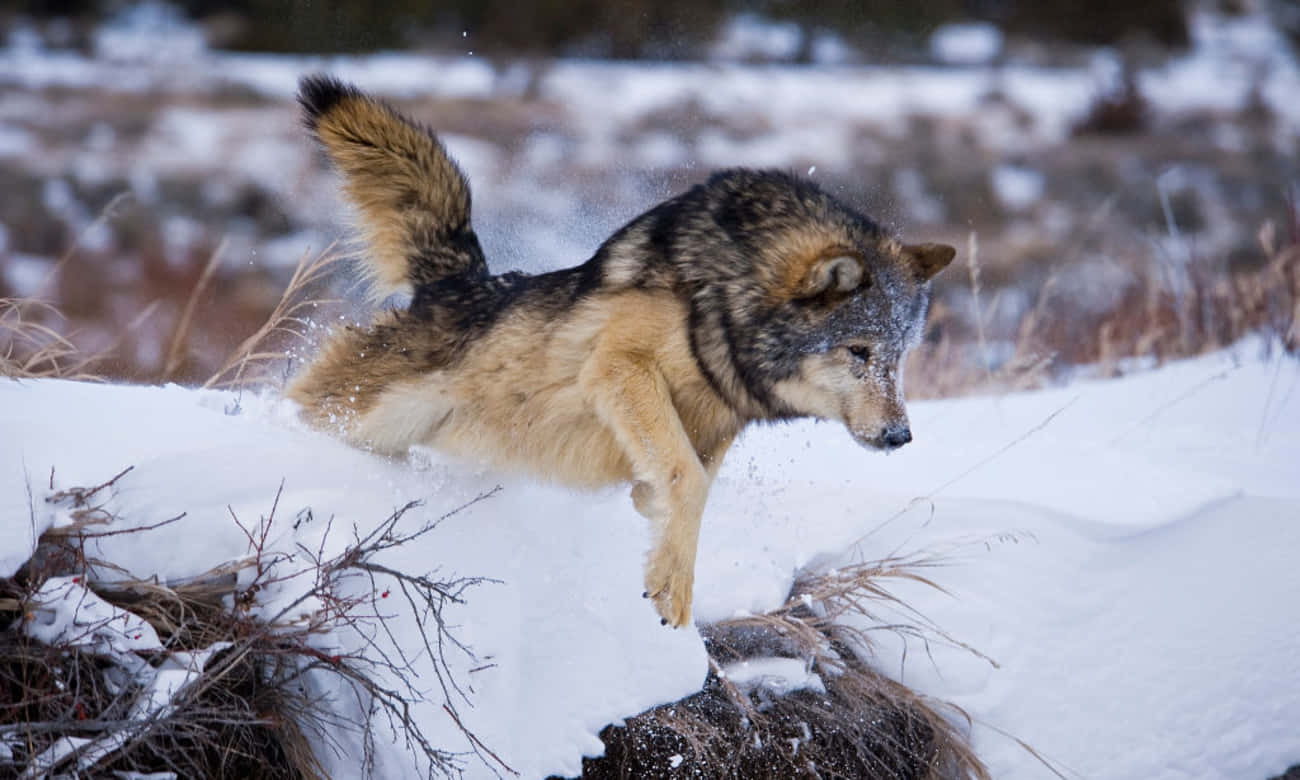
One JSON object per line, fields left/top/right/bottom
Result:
{"left": 0, "top": 379, "right": 705, "bottom": 778}
{"left": 3, "top": 341, "right": 1299, "bottom": 778}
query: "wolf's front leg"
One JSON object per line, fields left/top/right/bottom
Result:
{"left": 580, "top": 346, "right": 709, "bottom": 628}
{"left": 638, "top": 463, "right": 709, "bottom": 627}
{"left": 632, "top": 431, "right": 735, "bottom": 621}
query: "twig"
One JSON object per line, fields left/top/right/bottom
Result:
{"left": 163, "top": 238, "right": 226, "bottom": 381}
{"left": 46, "top": 466, "right": 134, "bottom": 507}
{"left": 443, "top": 704, "right": 518, "bottom": 777}
{"left": 967, "top": 230, "right": 994, "bottom": 388}
{"left": 1107, "top": 367, "right": 1233, "bottom": 445}
{"left": 850, "top": 397, "right": 1078, "bottom": 551}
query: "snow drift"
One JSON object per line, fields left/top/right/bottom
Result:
{"left": 3, "top": 342, "right": 1299, "bottom": 778}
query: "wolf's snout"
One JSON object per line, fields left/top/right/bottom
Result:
{"left": 882, "top": 426, "right": 912, "bottom": 449}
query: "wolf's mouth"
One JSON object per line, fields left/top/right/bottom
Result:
{"left": 850, "top": 428, "right": 911, "bottom": 452}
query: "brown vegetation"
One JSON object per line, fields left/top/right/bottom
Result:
{"left": 907, "top": 202, "right": 1300, "bottom": 399}
{"left": 565, "top": 557, "right": 1002, "bottom": 780}
{"left": 1, "top": 469, "right": 502, "bottom": 778}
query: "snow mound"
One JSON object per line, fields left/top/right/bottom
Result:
{"left": 3, "top": 342, "right": 1300, "bottom": 778}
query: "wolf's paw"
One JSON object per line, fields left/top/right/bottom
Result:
{"left": 644, "top": 545, "right": 694, "bottom": 628}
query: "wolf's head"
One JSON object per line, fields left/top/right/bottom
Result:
{"left": 762, "top": 238, "right": 953, "bottom": 450}
{"left": 664, "top": 170, "right": 954, "bottom": 451}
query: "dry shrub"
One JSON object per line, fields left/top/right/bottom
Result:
{"left": 565, "top": 557, "right": 1006, "bottom": 780}
{"left": 0, "top": 240, "right": 345, "bottom": 388}
{"left": 1, "top": 468, "right": 504, "bottom": 779}
{"left": 1039, "top": 214, "right": 1300, "bottom": 372}
{"left": 0, "top": 182, "right": 345, "bottom": 388}
{"left": 909, "top": 207, "right": 1300, "bottom": 398}
{"left": 0, "top": 624, "right": 318, "bottom": 780}
{"left": 1072, "top": 70, "right": 1149, "bottom": 136}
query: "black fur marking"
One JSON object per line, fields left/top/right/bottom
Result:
{"left": 718, "top": 302, "right": 778, "bottom": 415}
{"left": 405, "top": 226, "right": 487, "bottom": 295}
{"left": 686, "top": 305, "right": 735, "bottom": 409}
{"left": 646, "top": 200, "right": 684, "bottom": 261}
{"left": 569, "top": 256, "right": 605, "bottom": 301}
{"left": 710, "top": 190, "right": 753, "bottom": 248}
{"left": 297, "top": 74, "right": 361, "bottom": 131}
{"left": 449, "top": 228, "right": 487, "bottom": 267}
{"left": 409, "top": 263, "right": 604, "bottom": 343}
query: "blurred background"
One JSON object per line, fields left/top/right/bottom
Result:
{"left": 1, "top": 0, "right": 1296, "bottom": 392}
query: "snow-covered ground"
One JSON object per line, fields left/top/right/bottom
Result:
{"left": 3, "top": 340, "right": 1299, "bottom": 778}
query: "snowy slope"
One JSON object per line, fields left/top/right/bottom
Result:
{"left": 3, "top": 341, "right": 1300, "bottom": 778}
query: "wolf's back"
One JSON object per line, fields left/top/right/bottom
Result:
{"left": 299, "top": 75, "right": 486, "bottom": 299}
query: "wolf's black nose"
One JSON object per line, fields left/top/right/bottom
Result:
{"left": 882, "top": 427, "right": 912, "bottom": 449}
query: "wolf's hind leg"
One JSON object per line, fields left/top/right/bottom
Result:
{"left": 580, "top": 346, "right": 709, "bottom": 628}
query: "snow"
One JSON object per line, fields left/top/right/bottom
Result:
{"left": 930, "top": 22, "right": 1004, "bottom": 66}
{"left": 4, "top": 341, "right": 1299, "bottom": 778}
{"left": 0, "top": 123, "right": 36, "bottom": 157}
{"left": 1, "top": 379, "right": 705, "bottom": 779}
{"left": 22, "top": 576, "right": 162, "bottom": 654}
{"left": 709, "top": 14, "right": 804, "bottom": 63}
{"left": 1, "top": 253, "right": 51, "bottom": 298}
{"left": 719, "top": 656, "right": 826, "bottom": 697}
{"left": 93, "top": 1, "right": 206, "bottom": 63}
{"left": 991, "top": 164, "right": 1045, "bottom": 211}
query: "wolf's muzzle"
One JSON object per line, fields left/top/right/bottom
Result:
{"left": 881, "top": 426, "right": 912, "bottom": 450}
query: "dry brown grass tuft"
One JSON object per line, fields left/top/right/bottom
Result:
{"left": 2, "top": 241, "right": 346, "bottom": 388}
{"left": 203, "top": 244, "right": 348, "bottom": 391}
{"left": 2, "top": 470, "right": 319, "bottom": 779}
{"left": 568, "top": 555, "right": 1016, "bottom": 780}
{"left": 0, "top": 298, "right": 93, "bottom": 379}
{"left": 161, "top": 238, "right": 227, "bottom": 382}
{"left": 0, "top": 192, "right": 141, "bottom": 381}
{"left": 909, "top": 206, "right": 1300, "bottom": 399}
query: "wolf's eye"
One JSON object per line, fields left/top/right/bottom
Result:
{"left": 847, "top": 345, "right": 871, "bottom": 362}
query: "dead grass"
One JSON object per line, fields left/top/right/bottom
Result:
{"left": 0, "top": 298, "right": 94, "bottom": 379}
{"left": 908, "top": 205, "right": 1300, "bottom": 399}
{"left": 202, "top": 244, "right": 348, "bottom": 391}
{"left": 161, "top": 238, "right": 227, "bottom": 381}
{"left": 566, "top": 555, "right": 1016, "bottom": 780}
{"left": 1, "top": 238, "right": 346, "bottom": 389}
{"left": 2, "top": 468, "right": 504, "bottom": 779}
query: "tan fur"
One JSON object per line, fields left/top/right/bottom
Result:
{"left": 288, "top": 76, "right": 955, "bottom": 627}
{"left": 903, "top": 242, "right": 958, "bottom": 281}
{"left": 757, "top": 224, "right": 858, "bottom": 301}
{"left": 290, "top": 290, "right": 743, "bottom": 625}
{"left": 311, "top": 91, "right": 474, "bottom": 300}
{"left": 771, "top": 350, "right": 907, "bottom": 445}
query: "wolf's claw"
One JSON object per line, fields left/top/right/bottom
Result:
{"left": 644, "top": 549, "right": 694, "bottom": 627}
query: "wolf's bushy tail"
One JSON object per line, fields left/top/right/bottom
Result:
{"left": 298, "top": 75, "right": 486, "bottom": 300}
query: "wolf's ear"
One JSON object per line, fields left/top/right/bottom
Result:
{"left": 902, "top": 242, "right": 956, "bottom": 281}
{"left": 796, "top": 254, "right": 864, "bottom": 298}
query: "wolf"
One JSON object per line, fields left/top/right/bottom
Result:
{"left": 288, "top": 76, "right": 954, "bottom": 628}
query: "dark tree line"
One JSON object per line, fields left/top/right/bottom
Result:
{"left": 6, "top": 0, "right": 1195, "bottom": 58}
